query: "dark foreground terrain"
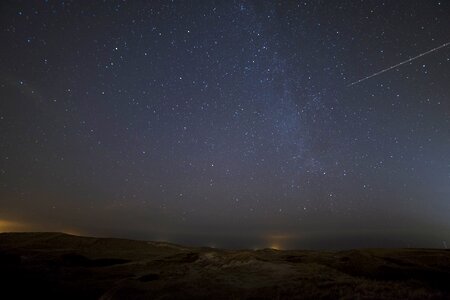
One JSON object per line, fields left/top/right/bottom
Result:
{"left": 1, "top": 233, "right": 449, "bottom": 299}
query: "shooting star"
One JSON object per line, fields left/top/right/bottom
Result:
{"left": 347, "top": 41, "right": 450, "bottom": 87}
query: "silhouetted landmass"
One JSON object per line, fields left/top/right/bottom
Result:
{"left": 1, "top": 232, "right": 449, "bottom": 299}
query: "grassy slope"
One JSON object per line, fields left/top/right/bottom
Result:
{"left": 1, "top": 232, "right": 449, "bottom": 299}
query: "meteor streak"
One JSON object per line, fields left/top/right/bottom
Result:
{"left": 347, "top": 41, "right": 450, "bottom": 87}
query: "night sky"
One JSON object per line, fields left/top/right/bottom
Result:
{"left": 1, "top": 1, "right": 449, "bottom": 250}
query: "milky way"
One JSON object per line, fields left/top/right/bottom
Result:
{"left": 1, "top": 1, "right": 450, "bottom": 249}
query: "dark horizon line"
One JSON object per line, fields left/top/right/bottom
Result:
{"left": 2, "top": 231, "right": 448, "bottom": 252}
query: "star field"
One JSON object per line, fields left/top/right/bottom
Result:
{"left": 1, "top": 0, "right": 449, "bottom": 249}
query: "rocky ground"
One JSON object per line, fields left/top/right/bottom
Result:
{"left": 1, "top": 232, "right": 450, "bottom": 299}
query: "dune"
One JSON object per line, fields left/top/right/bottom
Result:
{"left": 1, "top": 232, "right": 449, "bottom": 299}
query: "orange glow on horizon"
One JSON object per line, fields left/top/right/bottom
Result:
{"left": 265, "top": 233, "right": 297, "bottom": 250}
{"left": 0, "top": 219, "right": 29, "bottom": 232}
{"left": 0, "top": 219, "right": 85, "bottom": 237}
{"left": 269, "top": 243, "right": 281, "bottom": 250}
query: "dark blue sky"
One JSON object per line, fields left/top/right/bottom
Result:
{"left": 1, "top": 0, "right": 449, "bottom": 249}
